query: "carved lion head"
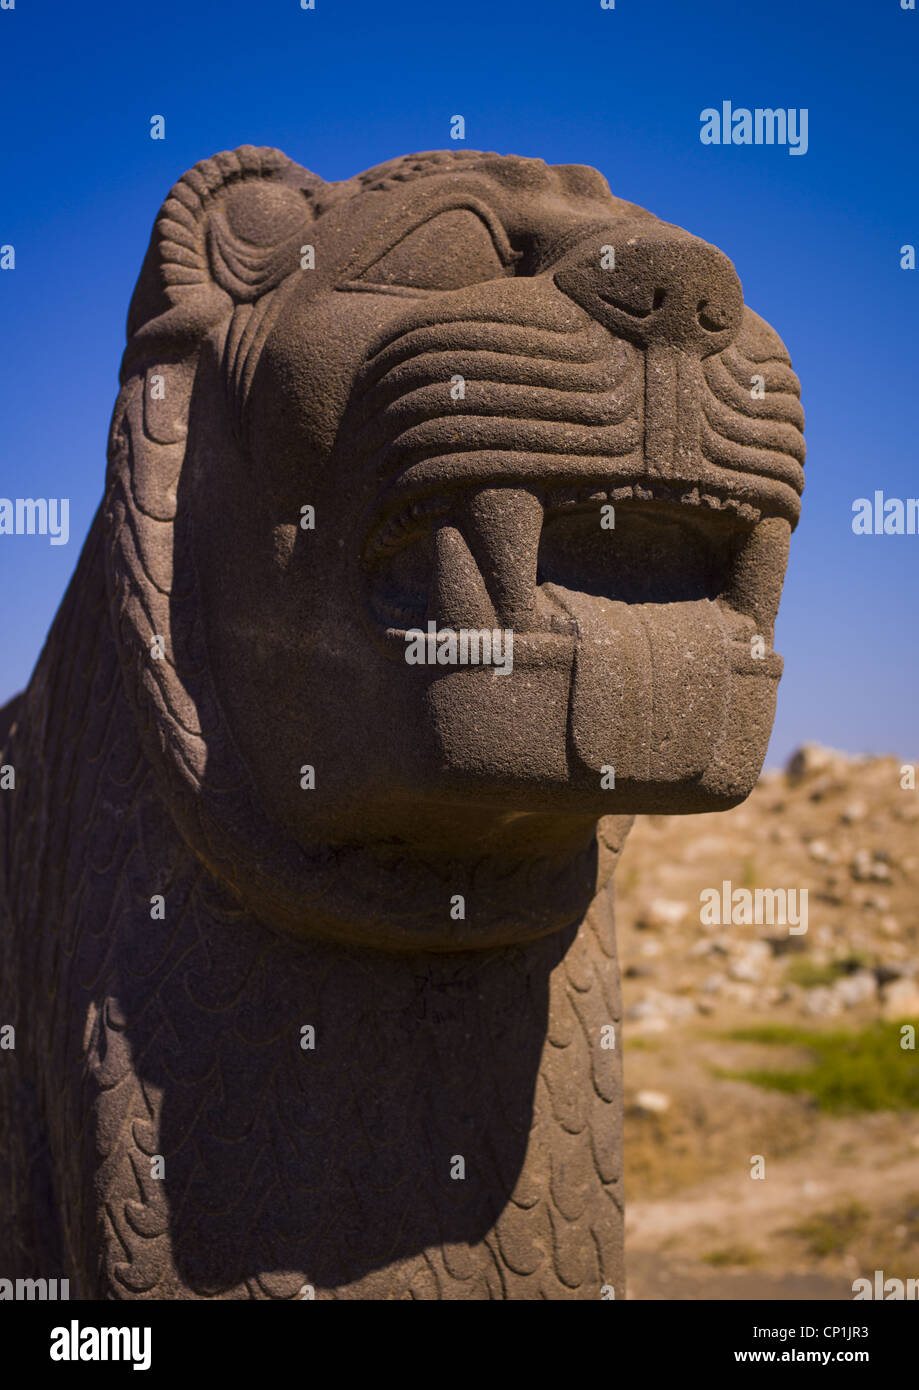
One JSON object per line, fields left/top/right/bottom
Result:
{"left": 106, "top": 147, "right": 804, "bottom": 950}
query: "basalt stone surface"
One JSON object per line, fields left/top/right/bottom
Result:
{"left": 0, "top": 147, "right": 804, "bottom": 1298}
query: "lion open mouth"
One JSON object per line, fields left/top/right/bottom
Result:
{"left": 363, "top": 474, "right": 781, "bottom": 642}
{"left": 355, "top": 311, "right": 801, "bottom": 654}
{"left": 366, "top": 475, "right": 760, "bottom": 612}
{"left": 360, "top": 469, "right": 789, "bottom": 785}
{"left": 348, "top": 299, "right": 800, "bottom": 792}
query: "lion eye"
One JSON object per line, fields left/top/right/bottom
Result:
{"left": 350, "top": 209, "right": 513, "bottom": 292}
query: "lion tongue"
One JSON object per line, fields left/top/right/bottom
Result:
{"left": 545, "top": 587, "right": 731, "bottom": 783}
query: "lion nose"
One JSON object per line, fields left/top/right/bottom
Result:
{"left": 553, "top": 227, "right": 744, "bottom": 358}
{"left": 553, "top": 225, "right": 745, "bottom": 477}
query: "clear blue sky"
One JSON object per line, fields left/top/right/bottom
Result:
{"left": 1, "top": 0, "right": 916, "bottom": 765}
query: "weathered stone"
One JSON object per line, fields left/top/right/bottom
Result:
{"left": 851, "top": 849, "right": 893, "bottom": 883}
{"left": 0, "top": 146, "right": 803, "bottom": 1298}
{"left": 786, "top": 743, "right": 848, "bottom": 785}
{"left": 728, "top": 941, "right": 772, "bottom": 984}
{"left": 636, "top": 898, "right": 690, "bottom": 931}
{"left": 881, "top": 978, "right": 919, "bottom": 1021}
{"left": 633, "top": 1090, "right": 672, "bottom": 1115}
{"left": 832, "top": 970, "right": 878, "bottom": 1009}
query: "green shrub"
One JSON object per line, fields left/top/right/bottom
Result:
{"left": 717, "top": 1023, "right": 919, "bottom": 1113}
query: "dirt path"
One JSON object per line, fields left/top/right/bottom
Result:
{"left": 614, "top": 748, "right": 919, "bottom": 1300}
{"left": 626, "top": 1124, "right": 919, "bottom": 1298}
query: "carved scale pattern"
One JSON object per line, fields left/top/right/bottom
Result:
{"left": 0, "top": 517, "right": 626, "bottom": 1298}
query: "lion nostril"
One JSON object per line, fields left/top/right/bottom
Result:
{"left": 554, "top": 226, "right": 744, "bottom": 354}
{"left": 697, "top": 298, "right": 728, "bottom": 332}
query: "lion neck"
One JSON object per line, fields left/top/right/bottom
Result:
{"left": 3, "top": 510, "right": 626, "bottom": 1299}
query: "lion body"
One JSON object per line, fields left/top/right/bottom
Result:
{"left": 0, "top": 147, "right": 802, "bottom": 1297}
{"left": 0, "top": 516, "right": 627, "bottom": 1298}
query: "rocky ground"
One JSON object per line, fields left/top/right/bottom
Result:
{"left": 616, "top": 745, "right": 919, "bottom": 1299}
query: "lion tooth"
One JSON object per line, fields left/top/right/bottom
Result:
{"left": 427, "top": 522, "right": 497, "bottom": 631}
{"left": 458, "top": 487, "right": 544, "bottom": 632}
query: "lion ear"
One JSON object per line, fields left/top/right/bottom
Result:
{"left": 105, "top": 148, "right": 324, "bottom": 803}
{"left": 122, "top": 146, "right": 322, "bottom": 382}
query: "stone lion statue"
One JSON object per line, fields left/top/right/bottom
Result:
{"left": 0, "top": 147, "right": 804, "bottom": 1298}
